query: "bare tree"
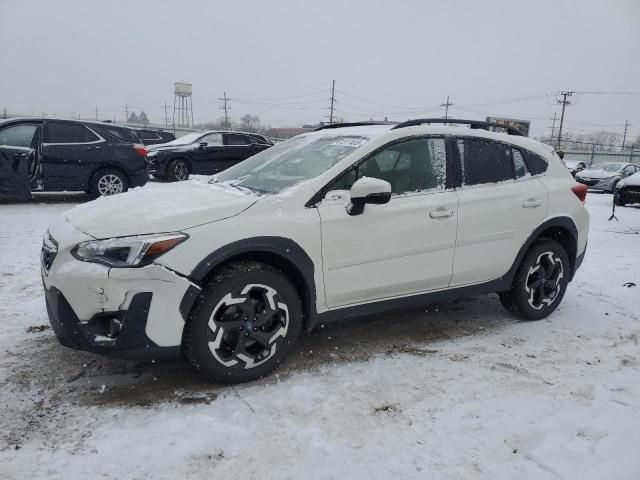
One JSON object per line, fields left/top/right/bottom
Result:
{"left": 239, "top": 114, "right": 261, "bottom": 132}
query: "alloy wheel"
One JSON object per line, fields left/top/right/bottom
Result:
{"left": 524, "top": 251, "right": 564, "bottom": 310}
{"left": 97, "top": 174, "right": 124, "bottom": 196}
{"left": 174, "top": 161, "right": 189, "bottom": 181}
{"left": 207, "top": 284, "right": 289, "bottom": 369}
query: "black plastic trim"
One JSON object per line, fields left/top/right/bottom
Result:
{"left": 391, "top": 118, "right": 526, "bottom": 136}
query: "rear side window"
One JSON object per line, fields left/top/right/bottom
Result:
{"left": 457, "top": 138, "right": 514, "bottom": 185}
{"left": 224, "top": 134, "right": 249, "bottom": 145}
{"left": 0, "top": 124, "right": 39, "bottom": 148}
{"left": 45, "top": 122, "right": 99, "bottom": 143}
{"left": 524, "top": 152, "right": 548, "bottom": 175}
{"left": 137, "top": 130, "right": 160, "bottom": 140}
{"left": 512, "top": 148, "right": 530, "bottom": 179}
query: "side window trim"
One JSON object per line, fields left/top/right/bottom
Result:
{"left": 308, "top": 134, "right": 452, "bottom": 207}
{"left": 42, "top": 122, "right": 105, "bottom": 146}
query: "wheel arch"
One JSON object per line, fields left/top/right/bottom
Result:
{"left": 505, "top": 216, "right": 579, "bottom": 285}
{"left": 184, "top": 237, "right": 317, "bottom": 328}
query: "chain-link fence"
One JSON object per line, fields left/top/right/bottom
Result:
{"left": 558, "top": 139, "right": 639, "bottom": 166}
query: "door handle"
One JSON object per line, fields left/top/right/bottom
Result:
{"left": 522, "top": 198, "right": 542, "bottom": 208}
{"left": 429, "top": 208, "right": 455, "bottom": 219}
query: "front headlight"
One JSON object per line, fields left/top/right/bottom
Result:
{"left": 71, "top": 233, "right": 187, "bottom": 268}
{"left": 147, "top": 151, "right": 158, "bottom": 158}
{"left": 617, "top": 179, "right": 626, "bottom": 189}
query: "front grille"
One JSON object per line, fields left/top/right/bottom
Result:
{"left": 41, "top": 232, "right": 58, "bottom": 274}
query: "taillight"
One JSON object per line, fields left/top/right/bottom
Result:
{"left": 133, "top": 144, "right": 147, "bottom": 157}
{"left": 571, "top": 183, "right": 587, "bottom": 203}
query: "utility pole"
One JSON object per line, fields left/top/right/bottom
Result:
{"left": 164, "top": 102, "right": 169, "bottom": 126}
{"left": 555, "top": 90, "right": 574, "bottom": 149}
{"left": 621, "top": 120, "right": 630, "bottom": 151}
{"left": 440, "top": 96, "right": 454, "bottom": 123}
{"left": 94, "top": 106, "right": 99, "bottom": 121}
{"left": 549, "top": 112, "right": 558, "bottom": 143}
{"left": 329, "top": 80, "right": 336, "bottom": 124}
{"left": 124, "top": 103, "right": 129, "bottom": 123}
{"left": 219, "top": 92, "right": 231, "bottom": 130}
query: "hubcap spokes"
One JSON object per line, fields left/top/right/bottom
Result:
{"left": 175, "top": 163, "right": 188, "bottom": 180}
{"left": 525, "top": 252, "right": 564, "bottom": 310}
{"left": 97, "top": 174, "right": 123, "bottom": 196}
{"left": 207, "top": 284, "right": 289, "bottom": 369}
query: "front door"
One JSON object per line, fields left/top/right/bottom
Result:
{"left": 191, "top": 132, "right": 224, "bottom": 174}
{"left": 317, "top": 137, "right": 458, "bottom": 308}
{"left": 0, "top": 122, "right": 41, "bottom": 200}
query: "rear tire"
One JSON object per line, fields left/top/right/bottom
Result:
{"left": 499, "top": 240, "right": 570, "bottom": 321}
{"left": 183, "top": 261, "right": 302, "bottom": 384}
{"left": 90, "top": 169, "right": 128, "bottom": 197}
{"left": 166, "top": 159, "right": 190, "bottom": 182}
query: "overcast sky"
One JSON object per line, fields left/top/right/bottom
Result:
{"left": 1, "top": 0, "right": 639, "bottom": 139}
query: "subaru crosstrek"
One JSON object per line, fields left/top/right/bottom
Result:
{"left": 42, "top": 119, "right": 589, "bottom": 383}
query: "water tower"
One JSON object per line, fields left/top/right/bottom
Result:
{"left": 173, "top": 81, "right": 194, "bottom": 127}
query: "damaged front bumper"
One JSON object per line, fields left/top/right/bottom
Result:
{"left": 42, "top": 219, "right": 200, "bottom": 360}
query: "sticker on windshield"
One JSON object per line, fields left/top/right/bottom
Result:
{"left": 328, "top": 137, "right": 368, "bottom": 148}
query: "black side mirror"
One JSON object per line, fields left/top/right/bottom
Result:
{"left": 199, "top": 141, "right": 207, "bottom": 149}
{"left": 347, "top": 177, "right": 392, "bottom": 216}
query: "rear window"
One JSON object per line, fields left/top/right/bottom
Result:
{"left": 136, "top": 130, "right": 161, "bottom": 140}
{"left": 457, "top": 138, "right": 514, "bottom": 185}
{"left": 44, "top": 122, "right": 99, "bottom": 143}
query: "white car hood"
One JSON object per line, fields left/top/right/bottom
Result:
{"left": 65, "top": 182, "right": 260, "bottom": 238}
{"left": 578, "top": 169, "right": 616, "bottom": 179}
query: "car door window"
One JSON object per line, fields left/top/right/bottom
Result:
{"left": 622, "top": 166, "right": 634, "bottom": 175}
{"left": 328, "top": 137, "right": 447, "bottom": 195}
{"left": 457, "top": 138, "right": 514, "bottom": 186}
{"left": 44, "top": 122, "right": 99, "bottom": 143}
{"left": 0, "top": 124, "right": 39, "bottom": 148}
{"left": 224, "top": 134, "right": 249, "bottom": 146}
{"left": 200, "top": 133, "right": 223, "bottom": 145}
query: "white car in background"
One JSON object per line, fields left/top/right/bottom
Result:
{"left": 42, "top": 119, "right": 589, "bottom": 383}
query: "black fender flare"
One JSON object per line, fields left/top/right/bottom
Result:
{"left": 180, "top": 236, "right": 317, "bottom": 326}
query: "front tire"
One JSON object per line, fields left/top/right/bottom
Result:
{"left": 90, "top": 169, "right": 128, "bottom": 197}
{"left": 499, "top": 240, "right": 570, "bottom": 321}
{"left": 166, "top": 159, "right": 190, "bottom": 182}
{"left": 183, "top": 261, "right": 302, "bottom": 384}
{"left": 614, "top": 191, "right": 626, "bottom": 207}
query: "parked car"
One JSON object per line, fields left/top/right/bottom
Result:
{"left": 42, "top": 119, "right": 589, "bottom": 383}
{"left": 147, "top": 131, "right": 273, "bottom": 181}
{"left": 614, "top": 171, "right": 640, "bottom": 206}
{"left": 133, "top": 128, "right": 175, "bottom": 146}
{"left": 564, "top": 160, "right": 586, "bottom": 177}
{"left": 0, "top": 118, "right": 148, "bottom": 199}
{"left": 575, "top": 161, "right": 640, "bottom": 192}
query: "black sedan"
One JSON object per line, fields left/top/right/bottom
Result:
{"left": 147, "top": 131, "right": 273, "bottom": 181}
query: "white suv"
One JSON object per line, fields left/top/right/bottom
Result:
{"left": 42, "top": 119, "right": 589, "bottom": 383}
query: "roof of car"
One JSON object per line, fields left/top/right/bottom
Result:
{"left": 0, "top": 117, "right": 134, "bottom": 130}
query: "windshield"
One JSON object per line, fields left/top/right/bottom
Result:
{"left": 160, "top": 132, "right": 204, "bottom": 146}
{"left": 214, "top": 133, "right": 370, "bottom": 193}
{"left": 600, "top": 162, "right": 625, "bottom": 172}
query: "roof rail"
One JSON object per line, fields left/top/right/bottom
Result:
{"left": 390, "top": 118, "right": 526, "bottom": 136}
{"left": 314, "top": 121, "right": 394, "bottom": 131}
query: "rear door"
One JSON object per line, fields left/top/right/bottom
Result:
{"left": 0, "top": 122, "right": 41, "bottom": 199}
{"left": 41, "top": 121, "right": 106, "bottom": 191}
{"left": 451, "top": 138, "right": 548, "bottom": 286}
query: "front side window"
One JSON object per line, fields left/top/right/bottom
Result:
{"left": 0, "top": 124, "right": 39, "bottom": 148}
{"left": 44, "top": 122, "right": 99, "bottom": 143}
{"left": 214, "top": 134, "right": 370, "bottom": 193}
{"left": 328, "top": 137, "right": 447, "bottom": 195}
{"left": 457, "top": 138, "right": 513, "bottom": 186}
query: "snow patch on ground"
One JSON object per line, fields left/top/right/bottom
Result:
{"left": 1, "top": 192, "right": 639, "bottom": 479}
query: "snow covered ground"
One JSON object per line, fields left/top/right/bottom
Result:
{"left": 1, "top": 189, "right": 639, "bottom": 479}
